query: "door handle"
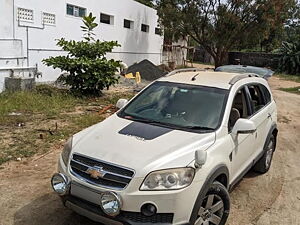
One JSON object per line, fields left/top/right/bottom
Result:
{"left": 267, "top": 113, "right": 271, "bottom": 119}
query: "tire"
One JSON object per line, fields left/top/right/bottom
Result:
{"left": 192, "top": 181, "right": 230, "bottom": 225}
{"left": 253, "top": 134, "right": 276, "bottom": 174}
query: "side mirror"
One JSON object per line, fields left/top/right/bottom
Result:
{"left": 195, "top": 150, "right": 207, "bottom": 168}
{"left": 116, "top": 99, "right": 128, "bottom": 109}
{"left": 232, "top": 119, "right": 256, "bottom": 135}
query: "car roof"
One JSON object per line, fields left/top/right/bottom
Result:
{"left": 157, "top": 70, "right": 254, "bottom": 89}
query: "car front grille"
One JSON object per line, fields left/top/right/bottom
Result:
{"left": 70, "top": 153, "right": 135, "bottom": 190}
{"left": 121, "top": 211, "right": 174, "bottom": 224}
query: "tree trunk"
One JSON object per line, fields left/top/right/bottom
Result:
{"left": 200, "top": 45, "right": 228, "bottom": 68}
{"left": 213, "top": 49, "right": 228, "bottom": 68}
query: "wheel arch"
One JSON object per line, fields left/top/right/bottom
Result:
{"left": 265, "top": 123, "right": 278, "bottom": 151}
{"left": 214, "top": 173, "right": 228, "bottom": 189}
{"left": 188, "top": 164, "right": 229, "bottom": 224}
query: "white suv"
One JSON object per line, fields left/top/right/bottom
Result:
{"left": 51, "top": 69, "right": 278, "bottom": 225}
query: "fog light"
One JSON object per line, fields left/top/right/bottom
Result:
{"left": 51, "top": 173, "right": 70, "bottom": 196}
{"left": 141, "top": 203, "right": 157, "bottom": 216}
{"left": 100, "top": 192, "right": 122, "bottom": 217}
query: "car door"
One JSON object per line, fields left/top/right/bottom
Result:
{"left": 246, "top": 84, "right": 273, "bottom": 161}
{"left": 229, "top": 86, "right": 256, "bottom": 183}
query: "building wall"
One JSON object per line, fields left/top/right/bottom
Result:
{"left": 0, "top": 0, "right": 163, "bottom": 91}
{"left": 228, "top": 52, "right": 280, "bottom": 69}
{"left": 0, "top": 0, "right": 14, "bottom": 39}
{"left": 162, "top": 38, "right": 188, "bottom": 67}
{"left": 0, "top": 0, "right": 15, "bottom": 90}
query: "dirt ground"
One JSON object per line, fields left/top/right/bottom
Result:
{"left": 0, "top": 76, "right": 299, "bottom": 225}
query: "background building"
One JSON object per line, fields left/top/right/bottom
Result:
{"left": 0, "top": 0, "right": 164, "bottom": 91}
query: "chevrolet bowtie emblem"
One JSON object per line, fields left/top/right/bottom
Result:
{"left": 86, "top": 166, "right": 106, "bottom": 179}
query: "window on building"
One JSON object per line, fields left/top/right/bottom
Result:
{"left": 17, "top": 8, "right": 34, "bottom": 22}
{"left": 100, "top": 13, "right": 114, "bottom": 25}
{"left": 66, "top": 4, "right": 86, "bottom": 17}
{"left": 124, "top": 19, "right": 134, "bottom": 29}
{"left": 155, "top": 27, "right": 162, "bottom": 35}
{"left": 42, "top": 12, "right": 56, "bottom": 25}
{"left": 141, "top": 24, "right": 149, "bottom": 33}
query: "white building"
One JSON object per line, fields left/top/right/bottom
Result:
{"left": 0, "top": 0, "right": 164, "bottom": 91}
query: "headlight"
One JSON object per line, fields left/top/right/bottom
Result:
{"left": 61, "top": 137, "right": 73, "bottom": 165}
{"left": 140, "top": 168, "right": 195, "bottom": 191}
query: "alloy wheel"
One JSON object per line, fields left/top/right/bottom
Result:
{"left": 265, "top": 139, "right": 274, "bottom": 169}
{"left": 195, "top": 194, "right": 224, "bottom": 225}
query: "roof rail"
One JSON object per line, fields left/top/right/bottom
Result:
{"left": 165, "top": 68, "right": 206, "bottom": 77}
{"left": 229, "top": 73, "right": 260, "bottom": 85}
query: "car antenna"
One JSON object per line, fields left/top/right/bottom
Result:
{"left": 191, "top": 73, "right": 200, "bottom": 81}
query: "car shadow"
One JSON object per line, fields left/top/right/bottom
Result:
{"left": 14, "top": 193, "right": 102, "bottom": 225}
{"left": 229, "top": 170, "right": 261, "bottom": 192}
{"left": 244, "top": 170, "right": 260, "bottom": 178}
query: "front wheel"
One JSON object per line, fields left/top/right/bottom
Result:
{"left": 193, "top": 181, "right": 230, "bottom": 225}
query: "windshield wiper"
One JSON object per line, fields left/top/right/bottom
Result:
{"left": 123, "top": 115, "right": 179, "bottom": 128}
{"left": 123, "top": 114, "right": 215, "bottom": 131}
{"left": 124, "top": 115, "right": 159, "bottom": 124}
{"left": 184, "top": 126, "right": 215, "bottom": 131}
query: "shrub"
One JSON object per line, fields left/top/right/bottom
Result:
{"left": 43, "top": 13, "right": 121, "bottom": 95}
{"left": 278, "top": 41, "right": 300, "bottom": 75}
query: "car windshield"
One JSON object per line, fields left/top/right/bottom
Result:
{"left": 118, "top": 81, "right": 228, "bottom": 132}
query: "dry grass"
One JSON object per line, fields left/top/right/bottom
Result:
{"left": 275, "top": 74, "right": 300, "bottom": 83}
{"left": 0, "top": 85, "right": 134, "bottom": 165}
{"left": 279, "top": 86, "right": 300, "bottom": 95}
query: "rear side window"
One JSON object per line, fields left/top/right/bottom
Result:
{"left": 247, "top": 84, "right": 266, "bottom": 113}
{"left": 259, "top": 84, "right": 271, "bottom": 104}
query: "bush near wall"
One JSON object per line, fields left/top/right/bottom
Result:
{"left": 43, "top": 13, "right": 120, "bottom": 96}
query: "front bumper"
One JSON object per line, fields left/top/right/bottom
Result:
{"left": 62, "top": 194, "right": 174, "bottom": 225}
{"left": 58, "top": 156, "right": 202, "bottom": 225}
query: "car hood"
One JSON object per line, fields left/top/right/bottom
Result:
{"left": 72, "top": 114, "right": 216, "bottom": 177}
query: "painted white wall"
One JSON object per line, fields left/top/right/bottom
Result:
{"left": 0, "top": 0, "right": 14, "bottom": 39}
{"left": 0, "top": 0, "right": 164, "bottom": 91}
{"left": 0, "top": 40, "right": 23, "bottom": 58}
{"left": 0, "top": 0, "right": 15, "bottom": 91}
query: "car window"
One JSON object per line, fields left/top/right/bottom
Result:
{"left": 259, "top": 84, "right": 271, "bottom": 104}
{"left": 119, "top": 81, "right": 229, "bottom": 131}
{"left": 229, "top": 87, "right": 250, "bottom": 130}
{"left": 129, "top": 85, "right": 169, "bottom": 111}
{"left": 247, "top": 84, "right": 266, "bottom": 113}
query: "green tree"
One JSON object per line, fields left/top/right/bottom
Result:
{"left": 81, "top": 13, "right": 98, "bottom": 42}
{"left": 43, "top": 13, "right": 120, "bottom": 96}
{"left": 278, "top": 41, "right": 300, "bottom": 75}
{"left": 284, "top": 2, "right": 300, "bottom": 43}
{"left": 156, "top": 0, "right": 296, "bottom": 67}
